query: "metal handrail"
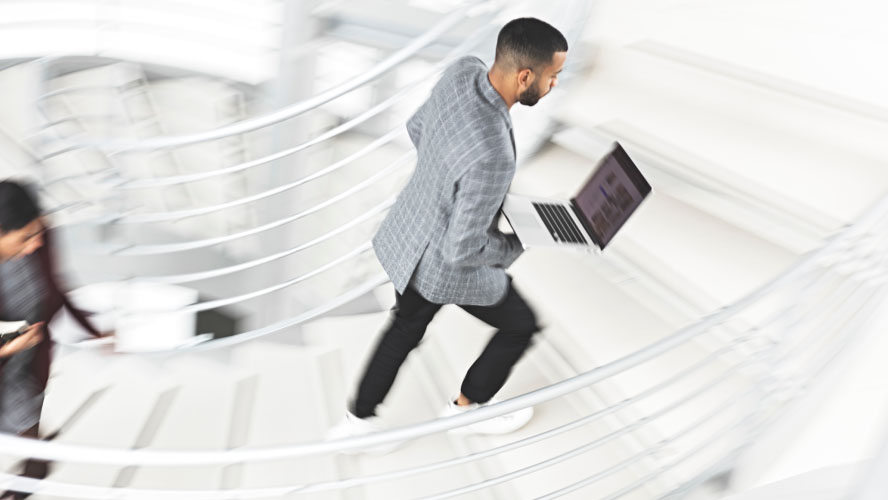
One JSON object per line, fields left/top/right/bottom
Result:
{"left": 654, "top": 255, "right": 888, "bottom": 500}
{"left": 419, "top": 368, "right": 750, "bottom": 500}
{"left": 0, "top": 344, "right": 757, "bottom": 498}
{"left": 37, "top": 334, "right": 755, "bottom": 494}
{"left": 112, "top": 22, "right": 494, "bottom": 189}
{"left": 93, "top": 151, "right": 413, "bottom": 256}
{"left": 593, "top": 415, "right": 753, "bottom": 500}
{"left": 0, "top": 303, "right": 754, "bottom": 464}
{"left": 115, "top": 94, "right": 411, "bottom": 189}
{"left": 277, "top": 338, "right": 754, "bottom": 495}
{"left": 0, "top": 365, "right": 740, "bottom": 499}
{"left": 113, "top": 127, "right": 405, "bottom": 223}
{"left": 286, "top": 344, "right": 752, "bottom": 495}
{"left": 49, "top": 271, "right": 390, "bottom": 354}
{"left": 179, "top": 242, "right": 374, "bottom": 314}
{"left": 44, "top": 1, "right": 491, "bottom": 153}
{"left": 540, "top": 402, "right": 751, "bottom": 499}
{"left": 37, "top": 10, "right": 495, "bottom": 207}
{"left": 134, "top": 197, "right": 393, "bottom": 284}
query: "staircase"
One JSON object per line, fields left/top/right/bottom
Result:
{"left": 2, "top": 1, "right": 888, "bottom": 499}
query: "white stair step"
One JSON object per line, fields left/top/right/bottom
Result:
{"left": 228, "top": 341, "right": 342, "bottom": 500}
{"left": 39, "top": 349, "right": 117, "bottom": 436}
{"left": 550, "top": 124, "right": 832, "bottom": 254}
{"left": 554, "top": 45, "right": 888, "bottom": 224}
{"left": 510, "top": 250, "right": 752, "bottom": 484}
{"left": 511, "top": 249, "right": 701, "bottom": 367}
{"left": 514, "top": 143, "right": 800, "bottom": 310}
{"left": 40, "top": 356, "right": 179, "bottom": 494}
{"left": 125, "top": 356, "right": 255, "bottom": 491}
{"left": 301, "top": 312, "right": 499, "bottom": 500}
{"left": 732, "top": 292, "right": 888, "bottom": 491}
{"left": 301, "top": 312, "right": 426, "bottom": 426}
{"left": 0, "top": 349, "right": 112, "bottom": 473}
{"left": 421, "top": 306, "right": 663, "bottom": 499}
{"left": 513, "top": 145, "right": 710, "bottom": 323}
{"left": 610, "top": 191, "right": 798, "bottom": 306}
{"left": 719, "top": 462, "right": 860, "bottom": 500}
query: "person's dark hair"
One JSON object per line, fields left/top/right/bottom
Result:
{"left": 494, "top": 18, "right": 568, "bottom": 71}
{"left": 0, "top": 180, "right": 41, "bottom": 233}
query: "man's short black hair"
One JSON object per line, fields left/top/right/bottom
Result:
{"left": 0, "top": 180, "right": 41, "bottom": 233}
{"left": 495, "top": 17, "right": 568, "bottom": 71}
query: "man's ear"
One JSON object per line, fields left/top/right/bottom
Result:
{"left": 517, "top": 68, "right": 535, "bottom": 91}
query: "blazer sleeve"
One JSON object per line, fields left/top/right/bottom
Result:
{"left": 441, "top": 158, "right": 524, "bottom": 268}
{"left": 406, "top": 110, "right": 423, "bottom": 148}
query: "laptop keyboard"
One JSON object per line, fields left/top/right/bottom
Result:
{"left": 532, "top": 203, "right": 588, "bottom": 245}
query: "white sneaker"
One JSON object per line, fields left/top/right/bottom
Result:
{"left": 326, "top": 411, "right": 402, "bottom": 454}
{"left": 440, "top": 398, "right": 534, "bottom": 435}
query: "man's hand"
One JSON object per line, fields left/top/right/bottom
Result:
{"left": 0, "top": 322, "right": 44, "bottom": 358}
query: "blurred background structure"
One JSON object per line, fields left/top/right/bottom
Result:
{"left": 1, "top": 0, "right": 888, "bottom": 498}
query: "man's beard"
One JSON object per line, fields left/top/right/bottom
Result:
{"left": 518, "top": 81, "right": 542, "bottom": 106}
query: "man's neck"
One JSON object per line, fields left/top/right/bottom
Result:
{"left": 487, "top": 68, "right": 515, "bottom": 110}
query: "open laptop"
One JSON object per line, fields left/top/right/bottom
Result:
{"left": 502, "top": 142, "right": 651, "bottom": 253}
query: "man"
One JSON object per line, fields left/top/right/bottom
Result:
{"left": 0, "top": 180, "right": 103, "bottom": 500}
{"left": 334, "top": 18, "right": 568, "bottom": 439}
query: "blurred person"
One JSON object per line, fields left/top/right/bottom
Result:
{"left": 0, "top": 180, "right": 103, "bottom": 500}
{"left": 331, "top": 18, "right": 568, "bottom": 442}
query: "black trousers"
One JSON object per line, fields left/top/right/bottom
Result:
{"left": 352, "top": 280, "right": 539, "bottom": 418}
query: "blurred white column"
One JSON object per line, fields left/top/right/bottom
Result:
{"left": 255, "top": 0, "right": 320, "bottom": 334}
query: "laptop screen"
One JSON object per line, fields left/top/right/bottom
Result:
{"left": 572, "top": 143, "right": 652, "bottom": 249}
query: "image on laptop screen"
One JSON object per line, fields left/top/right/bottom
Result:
{"left": 573, "top": 145, "right": 651, "bottom": 249}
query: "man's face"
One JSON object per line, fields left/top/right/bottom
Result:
{"left": 518, "top": 51, "right": 567, "bottom": 107}
{"left": 0, "top": 219, "right": 45, "bottom": 260}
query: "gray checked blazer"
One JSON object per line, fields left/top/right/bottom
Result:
{"left": 372, "top": 56, "right": 523, "bottom": 306}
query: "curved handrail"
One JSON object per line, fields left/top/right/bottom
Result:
{"left": 0, "top": 303, "right": 741, "bottom": 464}
{"left": 114, "top": 127, "right": 405, "bottom": 223}
{"left": 47, "top": 330, "right": 754, "bottom": 498}
{"left": 262, "top": 339, "right": 754, "bottom": 496}
{"left": 116, "top": 94, "right": 412, "bottom": 189}
{"left": 45, "top": 1, "right": 490, "bottom": 153}
{"left": 52, "top": 273, "right": 390, "bottom": 354}
{"left": 0, "top": 358, "right": 753, "bottom": 499}
{"left": 95, "top": 151, "right": 413, "bottom": 256}
{"left": 41, "top": 12, "right": 496, "bottom": 192}
{"left": 179, "top": 242, "right": 374, "bottom": 314}
{"left": 134, "top": 197, "right": 393, "bottom": 284}
{"left": 557, "top": 415, "right": 752, "bottom": 500}
{"left": 420, "top": 368, "right": 750, "bottom": 500}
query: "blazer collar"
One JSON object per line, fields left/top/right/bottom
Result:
{"left": 480, "top": 72, "right": 513, "bottom": 130}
